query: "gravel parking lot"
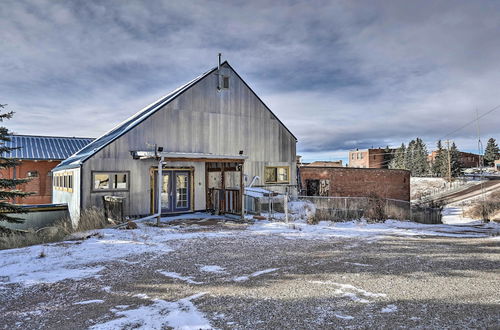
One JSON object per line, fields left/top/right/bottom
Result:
{"left": 1, "top": 220, "right": 499, "bottom": 329}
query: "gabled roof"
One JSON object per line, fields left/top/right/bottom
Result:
{"left": 55, "top": 61, "right": 297, "bottom": 170}
{"left": 2, "top": 135, "right": 94, "bottom": 160}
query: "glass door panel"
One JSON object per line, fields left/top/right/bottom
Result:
{"left": 161, "top": 173, "right": 171, "bottom": 212}
{"left": 173, "top": 172, "right": 190, "bottom": 212}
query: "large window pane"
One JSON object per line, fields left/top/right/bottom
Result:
{"left": 277, "top": 167, "right": 289, "bottom": 182}
{"left": 94, "top": 174, "right": 110, "bottom": 190}
{"left": 114, "top": 173, "right": 127, "bottom": 189}
{"left": 264, "top": 167, "right": 277, "bottom": 183}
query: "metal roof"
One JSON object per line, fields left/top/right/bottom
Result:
{"left": 54, "top": 61, "right": 297, "bottom": 170}
{"left": 54, "top": 65, "right": 219, "bottom": 170}
{"left": 2, "top": 135, "right": 94, "bottom": 160}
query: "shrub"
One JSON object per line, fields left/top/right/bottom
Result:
{"left": 364, "top": 193, "right": 387, "bottom": 222}
{"left": 0, "top": 207, "right": 109, "bottom": 250}
{"left": 464, "top": 191, "right": 500, "bottom": 220}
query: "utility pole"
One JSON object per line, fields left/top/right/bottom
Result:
{"left": 476, "top": 109, "right": 487, "bottom": 222}
{"left": 445, "top": 139, "right": 452, "bottom": 184}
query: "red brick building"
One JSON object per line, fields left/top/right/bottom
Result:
{"left": 428, "top": 150, "right": 481, "bottom": 168}
{"left": 299, "top": 165, "right": 410, "bottom": 201}
{"left": 348, "top": 148, "right": 396, "bottom": 169}
{"left": 1, "top": 135, "right": 93, "bottom": 204}
{"left": 306, "top": 160, "right": 343, "bottom": 167}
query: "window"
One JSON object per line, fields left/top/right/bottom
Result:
{"left": 53, "top": 171, "right": 74, "bottom": 192}
{"left": 27, "top": 171, "right": 38, "bottom": 177}
{"left": 222, "top": 76, "right": 229, "bottom": 89}
{"left": 92, "top": 171, "right": 129, "bottom": 192}
{"left": 94, "top": 174, "right": 110, "bottom": 190}
{"left": 114, "top": 173, "right": 127, "bottom": 189}
{"left": 264, "top": 166, "right": 290, "bottom": 184}
{"left": 351, "top": 153, "right": 355, "bottom": 160}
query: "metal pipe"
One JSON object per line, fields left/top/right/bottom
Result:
{"left": 247, "top": 176, "right": 260, "bottom": 187}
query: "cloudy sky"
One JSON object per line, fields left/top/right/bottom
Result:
{"left": 1, "top": 0, "right": 499, "bottom": 163}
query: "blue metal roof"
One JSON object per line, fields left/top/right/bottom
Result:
{"left": 2, "top": 135, "right": 94, "bottom": 160}
{"left": 54, "top": 64, "right": 219, "bottom": 170}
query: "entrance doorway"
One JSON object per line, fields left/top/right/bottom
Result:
{"left": 153, "top": 170, "right": 191, "bottom": 213}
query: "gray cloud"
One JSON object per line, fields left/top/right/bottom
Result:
{"left": 1, "top": 0, "right": 499, "bottom": 162}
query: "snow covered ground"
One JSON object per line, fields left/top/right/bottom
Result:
{"left": 1, "top": 212, "right": 499, "bottom": 329}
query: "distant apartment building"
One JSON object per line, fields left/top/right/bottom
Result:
{"left": 495, "top": 159, "right": 500, "bottom": 171}
{"left": 428, "top": 151, "right": 480, "bottom": 168}
{"left": 348, "top": 148, "right": 396, "bottom": 169}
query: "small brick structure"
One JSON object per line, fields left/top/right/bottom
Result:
{"left": 299, "top": 166, "right": 410, "bottom": 201}
{"left": 0, "top": 135, "right": 94, "bottom": 205}
{"left": 1, "top": 160, "right": 59, "bottom": 204}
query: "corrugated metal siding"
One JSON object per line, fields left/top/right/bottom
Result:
{"left": 80, "top": 63, "right": 297, "bottom": 216}
{"left": 3, "top": 135, "right": 94, "bottom": 160}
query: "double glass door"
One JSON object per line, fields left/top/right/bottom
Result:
{"left": 156, "top": 170, "right": 191, "bottom": 213}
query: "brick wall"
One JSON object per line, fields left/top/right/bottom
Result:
{"left": 299, "top": 166, "right": 410, "bottom": 201}
{"left": 348, "top": 150, "right": 369, "bottom": 168}
{"left": 0, "top": 160, "right": 60, "bottom": 204}
{"left": 348, "top": 149, "right": 395, "bottom": 169}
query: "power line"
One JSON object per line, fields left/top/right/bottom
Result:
{"left": 440, "top": 104, "right": 500, "bottom": 140}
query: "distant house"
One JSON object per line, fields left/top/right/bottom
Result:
{"left": 428, "top": 150, "right": 480, "bottom": 168}
{"left": 299, "top": 165, "right": 410, "bottom": 201}
{"left": 52, "top": 61, "right": 297, "bottom": 224}
{"left": 348, "top": 148, "right": 396, "bottom": 169}
{"left": 495, "top": 159, "right": 500, "bottom": 171}
{"left": 0, "top": 135, "right": 93, "bottom": 204}
{"left": 303, "top": 160, "right": 343, "bottom": 167}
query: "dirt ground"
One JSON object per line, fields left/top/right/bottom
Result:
{"left": 1, "top": 222, "right": 499, "bottom": 329}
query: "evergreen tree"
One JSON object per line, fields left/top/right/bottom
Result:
{"left": 484, "top": 138, "right": 499, "bottom": 166}
{"left": 0, "top": 104, "right": 31, "bottom": 226}
{"left": 405, "top": 139, "right": 416, "bottom": 173}
{"left": 431, "top": 140, "right": 447, "bottom": 177}
{"left": 389, "top": 143, "right": 406, "bottom": 169}
{"left": 449, "top": 142, "right": 462, "bottom": 177}
{"left": 411, "top": 138, "right": 430, "bottom": 176}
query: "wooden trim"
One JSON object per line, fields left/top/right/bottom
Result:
{"left": 264, "top": 166, "right": 291, "bottom": 184}
{"left": 150, "top": 167, "right": 195, "bottom": 213}
{"left": 91, "top": 170, "right": 130, "bottom": 193}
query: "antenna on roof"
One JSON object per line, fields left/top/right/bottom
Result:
{"left": 217, "top": 53, "right": 222, "bottom": 91}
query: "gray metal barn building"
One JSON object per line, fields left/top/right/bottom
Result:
{"left": 52, "top": 61, "right": 297, "bottom": 225}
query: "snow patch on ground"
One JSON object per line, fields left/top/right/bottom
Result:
{"left": 310, "top": 281, "right": 386, "bottom": 304}
{"left": 345, "top": 262, "right": 372, "bottom": 267}
{"left": 199, "top": 265, "right": 226, "bottom": 273}
{"left": 233, "top": 268, "right": 279, "bottom": 282}
{"left": 157, "top": 271, "right": 203, "bottom": 285}
{"left": 381, "top": 304, "right": 398, "bottom": 313}
{"left": 334, "top": 313, "right": 354, "bottom": 320}
{"left": 91, "top": 293, "right": 211, "bottom": 330}
{"left": 74, "top": 299, "right": 104, "bottom": 305}
{"left": 247, "top": 219, "right": 499, "bottom": 239}
{"left": 0, "top": 222, "right": 234, "bottom": 288}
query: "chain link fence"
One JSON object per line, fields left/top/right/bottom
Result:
{"left": 245, "top": 187, "right": 442, "bottom": 224}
